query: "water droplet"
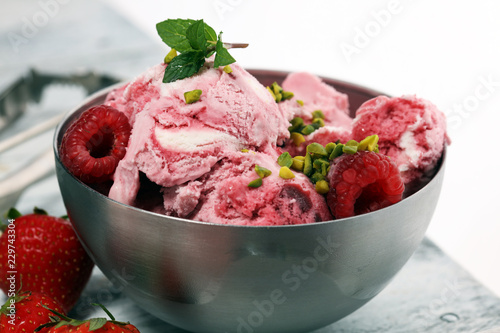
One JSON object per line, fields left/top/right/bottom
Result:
{"left": 440, "top": 312, "right": 459, "bottom": 323}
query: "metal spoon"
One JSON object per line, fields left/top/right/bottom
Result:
{"left": 0, "top": 148, "right": 55, "bottom": 215}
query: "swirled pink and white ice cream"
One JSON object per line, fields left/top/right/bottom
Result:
{"left": 93, "top": 60, "right": 448, "bottom": 225}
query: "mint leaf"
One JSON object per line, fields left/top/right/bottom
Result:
{"left": 157, "top": 19, "right": 245, "bottom": 82}
{"left": 214, "top": 33, "right": 236, "bottom": 68}
{"left": 163, "top": 50, "right": 205, "bottom": 83}
{"left": 186, "top": 19, "right": 207, "bottom": 51}
{"left": 204, "top": 24, "right": 217, "bottom": 43}
{"left": 156, "top": 19, "right": 195, "bottom": 52}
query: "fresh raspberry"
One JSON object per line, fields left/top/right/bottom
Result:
{"left": 326, "top": 151, "right": 404, "bottom": 219}
{"left": 59, "top": 105, "right": 131, "bottom": 183}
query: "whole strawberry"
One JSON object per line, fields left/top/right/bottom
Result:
{"left": 0, "top": 208, "right": 94, "bottom": 313}
{"left": 0, "top": 290, "right": 64, "bottom": 332}
{"left": 36, "top": 303, "right": 141, "bottom": 332}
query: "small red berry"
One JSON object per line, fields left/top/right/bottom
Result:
{"left": 59, "top": 105, "right": 131, "bottom": 183}
{"left": 0, "top": 291, "right": 64, "bottom": 333}
{"left": 35, "top": 303, "right": 141, "bottom": 333}
{"left": 0, "top": 209, "right": 94, "bottom": 313}
{"left": 326, "top": 151, "right": 404, "bottom": 219}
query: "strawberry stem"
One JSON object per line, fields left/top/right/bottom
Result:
{"left": 92, "top": 303, "right": 115, "bottom": 321}
{"left": 0, "top": 290, "right": 30, "bottom": 314}
{"left": 6, "top": 207, "right": 22, "bottom": 219}
{"left": 41, "top": 303, "right": 72, "bottom": 321}
{"left": 33, "top": 206, "right": 48, "bottom": 215}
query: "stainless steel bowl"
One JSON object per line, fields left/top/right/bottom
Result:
{"left": 54, "top": 70, "right": 446, "bottom": 333}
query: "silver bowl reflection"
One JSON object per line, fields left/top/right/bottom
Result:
{"left": 54, "top": 70, "right": 445, "bottom": 333}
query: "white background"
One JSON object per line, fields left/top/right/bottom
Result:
{"left": 101, "top": 0, "right": 500, "bottom": 297}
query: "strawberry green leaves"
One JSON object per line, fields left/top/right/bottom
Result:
{"left": 156, "top": 18, "right": 245, "bottom": 83}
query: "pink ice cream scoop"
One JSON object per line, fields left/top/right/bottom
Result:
{"left": 279, "top": 71, "right": 352, "bottom": 128}
{"left": 162, "top": 151, "right": 332, "bottom": 226}
{"left": 106, "top": 61, "right": 293, "bottom": 206}
{"left": 278, "top": 72, "right": 353, "bottom": 157}
{"left": 351, "top": 95, "right": 449, "bottom": 184}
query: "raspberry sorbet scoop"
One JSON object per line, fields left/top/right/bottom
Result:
{"left": 352, "top": 95, "right": 449, "bottom": 183}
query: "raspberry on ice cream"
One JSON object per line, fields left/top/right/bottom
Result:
{"left": 351, "top": 95, "right": 449, "bottom": 184}
{"left": 326, "top": 150, "right": 404, "bottom": 219}
{"left": 59, "top": 105, "right": 131, "bottom": 183}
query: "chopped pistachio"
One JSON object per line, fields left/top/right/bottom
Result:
{"left": 282, "top": 91, "right": 294, "bottom": 100}
{"left": 303, "top": 153, "right": 313, "bottom": 176}
{"left": 310, "top": 172, "right": 325, "bottom": 183}
{"left": 313, "top": 158, "right": 330, "bottom": 176}
{"left": 184, "top": 89, "right": 202, "bottom": 104}
{"left": 322, "top": 162, "right": 329, "bottom": 176}
{"left": 358, "top": 134, "right": 379, "bottom": 152}
{"left": 291, "top": 157, "right": 304, "bottom": 171}
{"left": 315, "top": 180, "right": 329, "bottom": 194}
{"left": 271, "top": 82, "right": 283, "bottom": 95}
{"left": 275, "top": 92, "right": 283, "bottom": 103}
{"left": 325, "top": 142, "right": 337, "bottom": 155}
{"left": 164, "top": 48, "right": 177, "bottom": 64}
{"left": 312, "top": 118, "right": 325, "bottom": 128}
{"left": 311, "top": 121, "right": 322, "bottom": 130}
{"left": 248, "top": 178, "right": 263, "bottom": 188}
{"left": 288, "top": 117, "right": 304, "bottom": 132}
{"left": 290, "top": 132, "right": 305, "bottom": 147}
{"left": 346, "top": 139, "right": 359, "bottom": 146}
{"left": 266, "top": 82, "right": 294, "bottom": 103}
{"left": 293, "top": 156, "right": 305, "bottom": 161}
{"left": 329, "top": 143, "right": 344, "bottom": 160}
{"left": 255, "top": 165, "right": 272, "bottom": 178}
{"left": 343, "top": 145, "right": 357, "bottom": 154}
{"left": 223, "top": 65, "right": 233, "bottom": 73}
{"left": 312, "top": 158, "right": 323, "bottom": 170}
{"left": 241, "top": 149, "right": 249, "bottom": 153}
{"left": 296, "top": 99, "right": 304, "bottom": 106}
{"left": 277, "top": 152, "right": 293, "bottom": 168}
{"left": 301, "top": 125, "right": 315, "bottom": 135}
{"left": 279, "top": 166, "right": 295, "bottom": 179}
{"left": 306, "top": 142, "right": 328, "bottom": 157}
{"left": 267, "top": 86, "right": 276, "bottom": 100}
{"left": 343, "top": 140, "right": 359, "bottom": 154}
{"left": 311, "top": 110, "right": 325, "bottom": 119}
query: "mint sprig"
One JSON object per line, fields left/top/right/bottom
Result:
{"left": 156, "top": 18, "right": 247, "bottom": 83}
{"left": 214, "top": 33, "right": 236, "bottom": 68}
{"left": 162, "top": 50, "right": 205, "bottom": 83}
